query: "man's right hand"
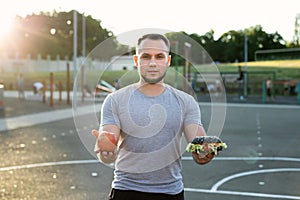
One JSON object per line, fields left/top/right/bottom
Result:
{"left": 92, "top": 130, "right": 118, "bottom": 163}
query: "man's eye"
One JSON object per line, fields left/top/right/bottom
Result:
{"left": 141, "top": 55, "right": 151, "bottom": 59}
{"left": 156, "top": 54, "right": 165, "bottom": 59}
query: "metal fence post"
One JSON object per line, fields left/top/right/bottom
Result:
{"left": 0, "top": 83, "right": 4, "bottom": 109}
{"left": 297, "top": 82, "right": 300, "bottom": 105}
{"left": 262, "top": 80, "right": 266, "bottom": 103}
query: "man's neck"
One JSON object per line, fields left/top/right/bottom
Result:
{"left": 136, "top": 81, "right": 166, "bottom": 97}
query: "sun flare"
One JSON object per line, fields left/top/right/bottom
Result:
{"left": 0, "top": 14, "right": 14, "bottom": 40}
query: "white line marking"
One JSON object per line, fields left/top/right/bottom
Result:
{"left": 199, "top": 102, "right": 300, "bottom": 109}
{"left": 1, "top": 157, "right": 299, "bottom": 172}
{"left": 182, "top": 156, "right": 300, "bottom": 162}
{"left": 185, "top": 188, "right": 300, "bottom": 200}
{"left": 211, "top": 168, "right": 300, "bottom": 191}
{"left": 1, "top": 157, "right": 300, "bottom": 199}
{"left": 0, "top": 160, "right": 99, "bottom": 172}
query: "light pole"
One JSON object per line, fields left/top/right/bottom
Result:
{"left": 244, "top": 33, "right": 248, "bottom": 98}
{"left": 73, "top": 10, "right": 77, "bottom": 76}
{"left": 184, "top": 42, "right": 192, "bottom": 93}
{"left": 170, "top": 41, "right": 179, "bottom": 88}
{"left": 73, "top": 10, "right": 78, "bottom": 109}
{"left": 81, "top": 13, "right": 86, "bottom": 102}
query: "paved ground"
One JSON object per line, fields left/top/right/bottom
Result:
{"left": 1, "top": 91, "right": 300, "bottom": 200}
{"left": 1, "top": 90, "right": 298, "bottom": 120}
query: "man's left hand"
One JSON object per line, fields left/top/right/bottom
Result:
{"left": 192, "top": 152, "right": 214, "bottom": 165}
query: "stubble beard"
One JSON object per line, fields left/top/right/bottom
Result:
{"left": 141, "top": 71, "right": 167, "bottom": 84}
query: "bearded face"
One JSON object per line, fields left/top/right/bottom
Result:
{"left": 134, "top": 39, "right": 171, "bottom": 85}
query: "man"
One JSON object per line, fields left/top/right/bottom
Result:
{"left": 17, "top": 73, "right": 25, "bottom": 100}
{"left": 236, "top": 65, "right": 244, "bottom": 100}
{"left": 92, "top": 33, "right": 215, "bottom": 200}
{"left": 266, "top": 77, "right": 274, "bottom": 102}
{"left": 33, "top": 82, "right": 44, "bottom": 95}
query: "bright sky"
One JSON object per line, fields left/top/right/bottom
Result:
{"left": 1, "top": 0, "right": 299, "bottom": 42}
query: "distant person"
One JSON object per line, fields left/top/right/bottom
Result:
{"left": 289, "top": 81, "right": 296, "bottom": 95}
{"left": 17, "top": 73, "right": 25, "bottom": 100}
{"left": 113, "top": 78, "right": 122, "bottom": 90}
{"left": 215, "top": 79, "right": 222, "bottom": 96}
{"left": 191, "top": 79, "right": 200, "bottom": 93}
{"left": 266, "top": 77, "right": 274, "bottom": 102}
{"left": 207, "top": 82, "right": 216, "bottom": 93}
{"left": 236, "top": 66, "right": 244, "bottom": 100}
{"left": 33, "top": 82, "right": 44, "bottom": 95}
{"left": 283, "top": 81, "right": 289, "bottom": 95}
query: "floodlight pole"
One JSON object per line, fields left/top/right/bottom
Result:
{"left": 184, "top": 42, "right": 192, "bottom": 93}
{"left": 244, "top": 33, "right": 248, "bottom": 98}
{"left": 82, "top": 13, "right": 86, "bottom": 58}
{"left": 73, "top": 10, "right": 78, "bottom": 109}
{"left": 81, "top": 13, "right": 86, "bottom": 102}
{"left": 171, "top": 41, "right": 179, "bottom": 88}
{"left": 73, "top": 10, "right": 78, "bottom": 78}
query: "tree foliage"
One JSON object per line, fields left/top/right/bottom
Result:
{"left": 203, "top": 25, "right": 286, "bottom": 62}
{"left": 0, "top": 11, "right": 296, "bottom": 63}
{"left": 0, "top": 10, "right": 126, "bottom": 60}
{"left": 166, "top": 25, "right": 289, "bottom": 63}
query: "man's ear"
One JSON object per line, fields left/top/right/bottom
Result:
{"left": 167, "top": 55, "right": 171, "bottom": 67}
{"left": 133, "top": 55, "right": 138, "bottom": 67}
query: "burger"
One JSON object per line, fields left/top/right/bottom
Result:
{"left": 186, "top": 136, "right": 227, "bottom": 155}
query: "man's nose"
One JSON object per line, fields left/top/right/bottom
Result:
{"left": 149, "top": 57, "right": 157, "bottom": 66}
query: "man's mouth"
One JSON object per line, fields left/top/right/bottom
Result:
{"left": 148, "top": 70, "right": 159, "bottom": 73}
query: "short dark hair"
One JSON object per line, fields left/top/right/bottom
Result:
{"left": 137, "top": 33, "right": 170, "bottom": 52}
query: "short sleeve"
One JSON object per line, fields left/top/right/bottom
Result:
{"left": 183, "top": 95, "right": 202, "bottom": 127}
{"left": 100, "top": 94, "right": 120, "bottom": 127}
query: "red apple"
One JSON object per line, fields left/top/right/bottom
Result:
{"left": 97, "top": 131, "right": 118, "bottom": 152}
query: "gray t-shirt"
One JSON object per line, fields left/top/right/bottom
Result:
{"left": 100, "top": 84, "right": 202, "bottom": 194}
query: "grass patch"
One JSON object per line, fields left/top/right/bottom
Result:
{"left": 221, "top": 59, "right": 300, "bottom": 69}
{"left": 0, "top": 60, "right": 299, "bottom": 93}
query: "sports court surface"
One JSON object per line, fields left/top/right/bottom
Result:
{"left": 0, "top": 101, "right": 299, "bottom": 199}
{"left": 183, "top": 103, "right": 300, "bottom": 200}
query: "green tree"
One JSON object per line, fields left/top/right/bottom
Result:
{"left": 215, "top": 30, "right": 244, "bottom": 62}
{"left": 1, "top": 10, "right": 124, "bottom": 60}
{"left": 245, "top": 25, "right": 285, "bottom": 61}
{"left": 1, "top": 13, "right": 291, "bottom": 63}
{"left": 214, "top": 25, "right": 286, "bottom": 62}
